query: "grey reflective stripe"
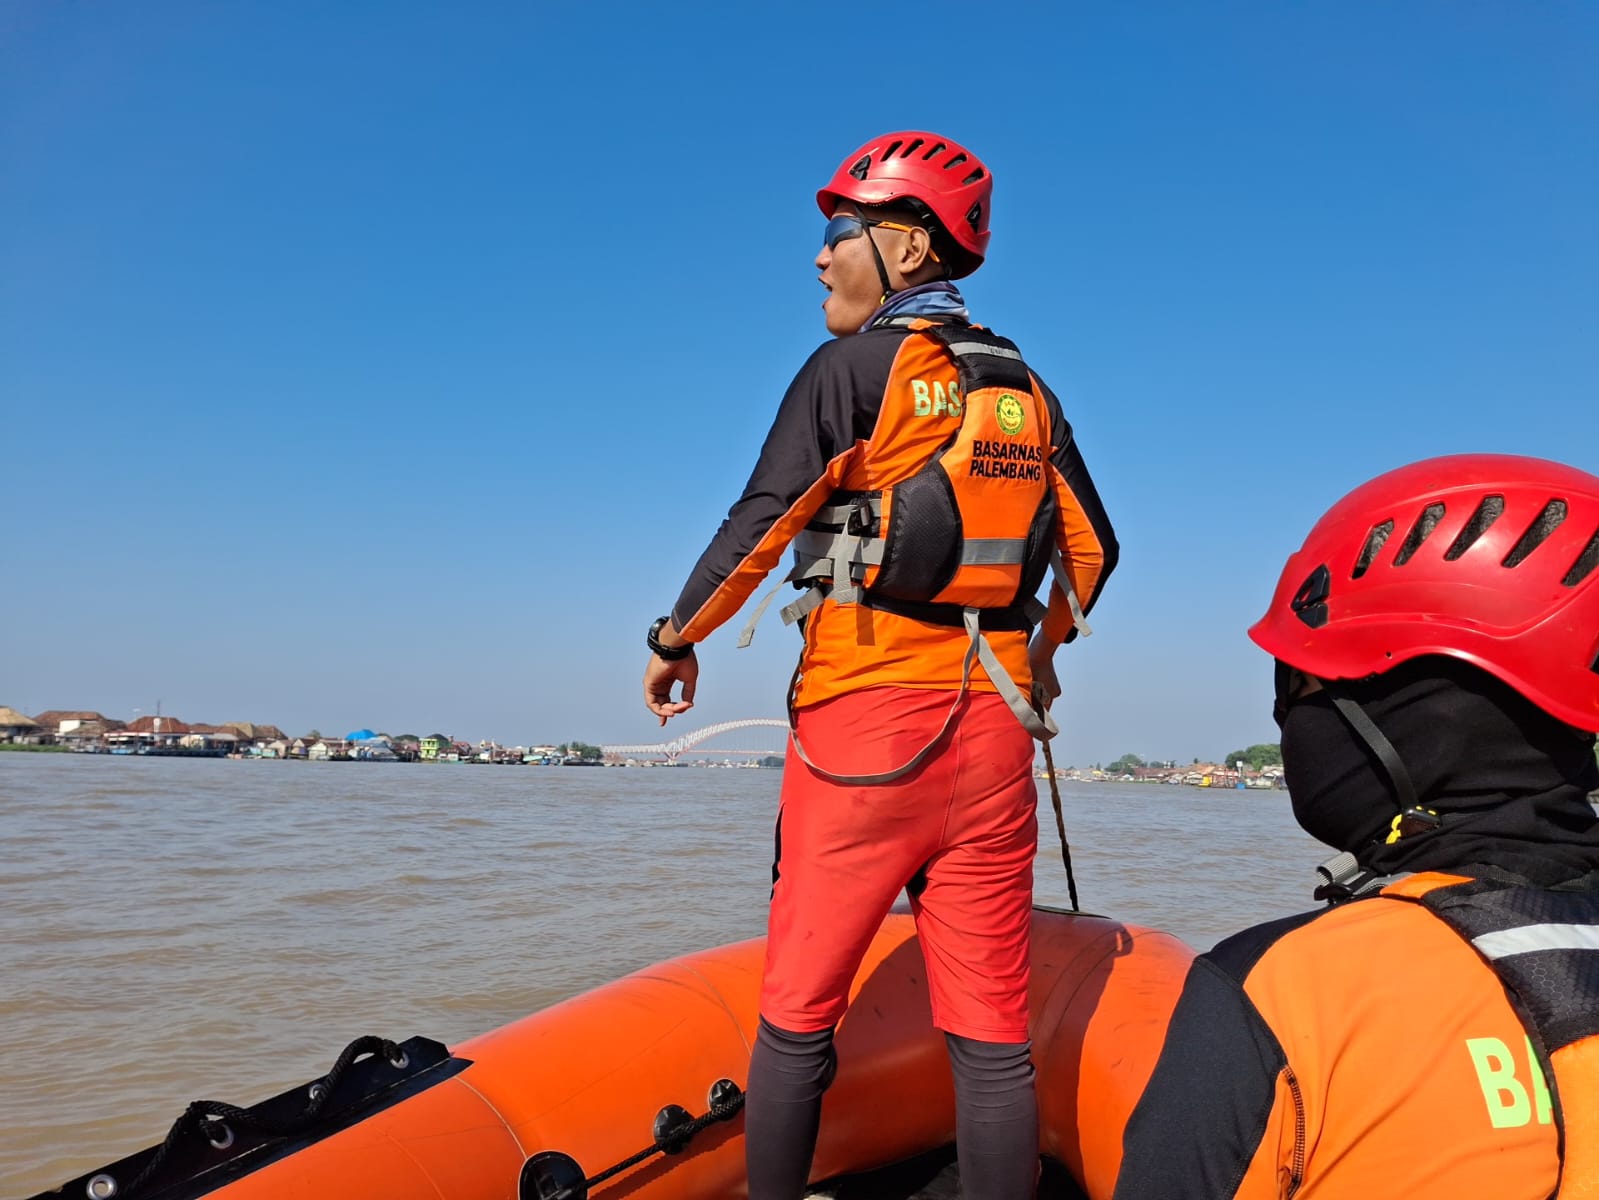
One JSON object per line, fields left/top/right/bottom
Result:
{"left": 797, "top": 531, "right": 1024, "bottom": 569}
{"left": 960, "top": 538, "right": 1028, "bottom": 565}
{"left": 1472, "top": 923, "right": 1599, "bottom": 959}
{"left": 945, "top": 341, "right": 1024, "bottom": 362}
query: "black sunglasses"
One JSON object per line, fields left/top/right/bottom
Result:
{"left": 822, "top": 213, "right": 941, "bottom": 262}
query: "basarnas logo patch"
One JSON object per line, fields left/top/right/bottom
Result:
{"left": 995, "top": 393, "right": 1026, "bottom": 436}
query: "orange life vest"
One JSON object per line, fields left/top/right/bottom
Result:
{"left": 791, "top": 320, "right": 1061, "bottom": 614}
{"left": 750, "top": 318, "right": 1089, "bottom": 783}
{"left": 1383, "top": 871, "right": 1599, "bottom": 1197}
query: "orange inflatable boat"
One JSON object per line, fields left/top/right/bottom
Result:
{"left": 36, "top": 907, "right": 1193, "bottom": 1200}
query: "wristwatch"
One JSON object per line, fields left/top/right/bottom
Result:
{"left": 647, "top": 616, "right": 695, "bottom": 661}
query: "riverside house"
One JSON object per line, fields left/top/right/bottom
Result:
{"left": 30, "top": 711, "right": 123, "bottom": 748}
{"left": 106, "top": 714, "right": 194, "bottom": 752}
{"left": 0, "top": 707, "right": 41, "bottom": 743}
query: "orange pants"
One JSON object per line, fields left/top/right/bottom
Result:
{"left": 760, "top": 686, "right": 1038, "bottom": 1041}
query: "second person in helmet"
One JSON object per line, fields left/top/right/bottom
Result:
{"left": 1113, "top": 453, "right": 1599, "bottom": 1199}
{"left": 642, "top": 131, "right": 1120, "bottom": 1198}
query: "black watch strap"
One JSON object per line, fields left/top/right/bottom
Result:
{"left": 647, "top": 616, "right": 695, "bottom": 661}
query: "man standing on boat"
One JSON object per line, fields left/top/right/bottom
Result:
{"left": 642, "top": 131, "right": 1118, "bottom": 1199}
{"left": 1114, "top": 454, "right": 1599, "bottom": 1199}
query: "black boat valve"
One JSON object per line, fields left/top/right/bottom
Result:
{"left": 707, "top": 1077, "right": 743, "bottom": 1113}
{"left": 519, "top": 1076, "right": 747, "bottom": 1198}
{"left": 652, "top": 1103, "right": 695, "bottom": 1154}
{"left": 519, "top": 1150, "right": 587, "bottom": 1200}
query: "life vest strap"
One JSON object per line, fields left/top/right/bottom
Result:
{"left": 806, "top": 493, "right": 882, "bottom": 531}
{"left": 788, "top": 606, "right": 1055, "bottom": 786}
{"left": 791, "top": 528, "right": 886, "bottom": 575}
{"left": 841, "top": 591, "right": 1038, "bottom": 631}
{"left": 1313, "top": 851, "right": 1403, "bottom": 903}
{"left": 737, "top": 573, "right": 1042, "bottom": 650}
{"left": 1049, "top": 547, "right": 1093, "bottom": 639}
{"left": 735, "top": 581, "right": 789, "bottom": 649}
{"left": 736, "top": 552, "right": 841, "bottom": 649}
{"left": 919, "top": 322, "right": 1035, "bottom": 392}
{"left": 778, "top": 587, "right": 825, "bottom": 627}
{"left": 967, "top": 607, "right": 1057, "bottom": 742}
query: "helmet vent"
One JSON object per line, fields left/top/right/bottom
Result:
{"left": 849, "top": 155, "right": 872, "bottom": 182}
{"left": 1443, "top": 494, "right": 1505, "bottom": 561}
{"left": 1352, "top": 520, "right": 1395, "bottom": 579}
{"left": 923, "top": 142, "right": 948, "bottom": 160}
{"left": 945, "top": 153, "right": 970, "bottom": 171}
{"left": 1291, "top": 565, "right": 1332, "bottom": 628}
{"left": 965, "top": 201, "right": 983, "bottom": 231}
{"left": 903, "top": 138, "right": 924, "bottom": 157}
{"left": 885, "top": 139, "right": 904, "bottom": 160}
{"left": 1561, "top": 528, "right": 1599, "bottom": 588}
{"left": 1394, "top": 503, "right": 1447, "bottom": 566}
{"left": 961, "top": 167, "right": 987, "bottom": 187}
{"left": 1502, "top": 499, "right": 1567, "bottom": 569}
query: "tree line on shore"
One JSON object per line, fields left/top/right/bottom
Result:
{"left": 1101, "top": 743, "right": 1284, "bottom": 776}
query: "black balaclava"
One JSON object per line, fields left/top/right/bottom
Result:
{"left": 1279, "top": 656, "right": 1599, "bottom": 885}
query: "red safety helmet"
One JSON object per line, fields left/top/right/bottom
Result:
{"left": 1249, "top": 454, "right": 1599, "bottom": 732}
{"left": 817, "top": 131, "right": 993, "bottom": 277}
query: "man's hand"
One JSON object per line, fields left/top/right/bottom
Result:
{"left": 1028, "top": 632, "right": 1061, "bottom": 708}
{"left": 644, "top": 652, "right": 699, "bottom": 726}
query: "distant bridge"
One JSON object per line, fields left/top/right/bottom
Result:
{"left": 604, "top": 718, "right": 789, "bottom": 764}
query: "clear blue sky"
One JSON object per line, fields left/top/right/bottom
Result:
{"left": 4, "top": 2, "right": 1595, "bottom": 763}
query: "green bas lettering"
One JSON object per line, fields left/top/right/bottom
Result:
{"left": 1465, "top": 1036, "right": 1553, "bottom": 1128}
{"left": 911, "top": 378, "right": 962, "bottom": 418}
{"left": 1467, "top": 1038, "right": 1530, "bottom": 1127}
{"left": 1526, "top": 1035, "right": 1552, "bottom": 1125}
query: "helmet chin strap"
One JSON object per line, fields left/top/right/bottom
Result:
{"left": 862, "top": 224, "right": 897, "bottom": 304}
{"left": 1320, "top": 681, "right": 1420, "bottom": 813}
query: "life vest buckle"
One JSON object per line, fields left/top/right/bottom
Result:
{"left": 845, "top": 495, "right": 879, "bottom": 538}
{"left": 1313, "top": 850, "right": 1398, "bottom": 904}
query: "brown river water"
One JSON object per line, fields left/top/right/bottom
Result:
{"left": 0, "top": 753, "right": 1324, "bottom": 1196}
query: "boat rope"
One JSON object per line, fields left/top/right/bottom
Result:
{"left": 1033, "top": 684, "right": 1079, "bottom": 910}
{"left": 520, "top": 1080, "right": 745, "bottom": 1200}
{"left": 587, "top": 1083, "right": 745, "bottom": 1188}
{"left": 120, "top": 1035, "right": 410, "bottom": 1197}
